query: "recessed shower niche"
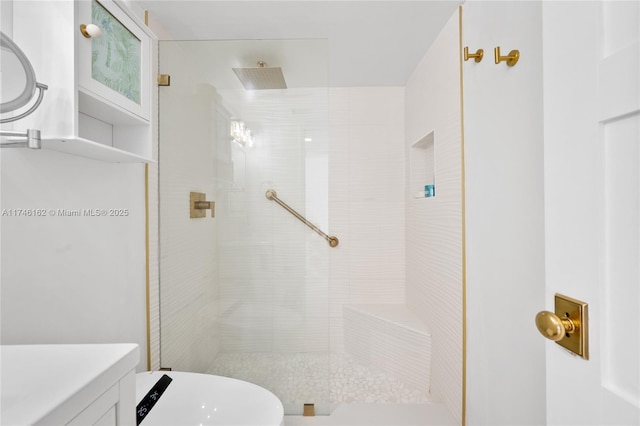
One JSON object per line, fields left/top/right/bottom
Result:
{"left": 411, "top": 130, "right": 436, "bottom": 198}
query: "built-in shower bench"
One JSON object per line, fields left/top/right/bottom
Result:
{"left": 343, "top": 304, "right": 431, "bottom": 393}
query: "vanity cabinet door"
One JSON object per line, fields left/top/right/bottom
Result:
{"left": 67, "top": 383, "right": 119, "bottom": 426}
{"left": 66, "top": 370, "right": 136, "bottom": 426}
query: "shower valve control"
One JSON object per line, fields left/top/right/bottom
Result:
{"left": 190, "top": 192, "right": 215, "bottom": 218}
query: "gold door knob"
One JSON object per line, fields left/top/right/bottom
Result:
{"left": 535, "top": 310, "right": 576, "bottom": 341}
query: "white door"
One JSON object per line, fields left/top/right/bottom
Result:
{"left": 542, "top": 1, "right": 639, "bottom": 424}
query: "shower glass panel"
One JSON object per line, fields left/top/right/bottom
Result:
{"left": 158, "top": 39, "right": 330, "bottom": 415}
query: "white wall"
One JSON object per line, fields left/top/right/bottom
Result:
{"left": 1, "top": 151, "right": 147, "bottom": 356}
{"left": 463, "top": 1, "right": 546, "bottom": 424}
{"left": 0, "top": 0, "right": 152, "bottom": 372}
{"left": 404, "top": 9, "right": 463, "bottom": 423}
{"left": 328, "top": 87, "right": 406, "bottom": 353}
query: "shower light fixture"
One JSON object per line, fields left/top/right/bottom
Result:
{"left": 230, "top": 119, "right": 254, "bottom": 148}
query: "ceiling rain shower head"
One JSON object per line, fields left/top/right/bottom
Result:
{"left": 232, "top": 61, "right": 287, "bottom": 90}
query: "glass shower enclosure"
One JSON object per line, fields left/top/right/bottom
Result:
{"left": 158, "top": 39, "right": 330, "bottom": 415}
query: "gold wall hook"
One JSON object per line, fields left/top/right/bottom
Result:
{"left": 464, "top": 47, "right": 484, "bottom": 62}
{"left": 494, "top": 46, "right": 520, "bottom": 67}
{"left": 190, "top": 192, "right": 215, "bottom": 218}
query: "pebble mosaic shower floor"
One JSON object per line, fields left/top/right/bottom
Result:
{"left": 206, "top": 352, "right": 430, "bottom": 407}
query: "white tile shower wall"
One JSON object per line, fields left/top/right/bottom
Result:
{"left": 147, "top": 38, "right": 160, "bottom": 371}
{"left": 159, "top": 44, "right": 220, "bottom": 371}
{"left": 328, "top": 87, "right": 406, "bottom": 354}
{"left": 404, "top": 9, "right": 462, "bottom": 423}
{"left": 216, "top": 88, "right": 330, "bottom": 355}
{"left": 147, "top": 164, "right": 160, "bottom": 371}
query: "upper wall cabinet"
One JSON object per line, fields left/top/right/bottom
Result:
{"left": 12, "top": 0, "right": 155, "bottom": 162}
{"left": 77, "top": 0, "right": 150, "bottom": 123}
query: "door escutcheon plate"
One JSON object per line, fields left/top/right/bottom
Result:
{"left": 554, "top": 293, "right": 588, "bottom": 359}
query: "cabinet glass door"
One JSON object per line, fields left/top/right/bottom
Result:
{"left": 77, "top": 0, "right": 150, "bottom": 121}
{"left": 91, "top": 0, "right": 141, "bottom": 105}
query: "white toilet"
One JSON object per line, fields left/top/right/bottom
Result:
{"left": 136, "top": 371, "right": 284, "bottom": 426}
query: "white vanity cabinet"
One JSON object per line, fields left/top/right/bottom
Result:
{"left": 11, "top": 0, "right": 155, "bottom": 162}
{"left": 0, "top": 344, "right": 140, "bottom": 425}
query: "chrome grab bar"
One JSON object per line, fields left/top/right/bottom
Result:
{"left": 265, "top": 189, "right": 339, "bottom": 247}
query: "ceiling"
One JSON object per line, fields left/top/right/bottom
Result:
{"left": 132, "top": 1, "right": 461, "bottom": 87}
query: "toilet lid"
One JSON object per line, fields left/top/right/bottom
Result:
{"left": 136, "top": 371, "right": 283, "bottom": 426}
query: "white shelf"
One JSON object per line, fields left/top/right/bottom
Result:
{"left": 43, "top": 137, "right": 155, "bottom": 163}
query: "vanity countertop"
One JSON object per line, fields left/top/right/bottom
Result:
{"left": 1, "top": 343, "right": 139, "bottom": 425}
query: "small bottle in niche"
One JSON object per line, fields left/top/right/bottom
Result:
{"left": 425, "top": 184, "right": 435, "bottom": 198}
